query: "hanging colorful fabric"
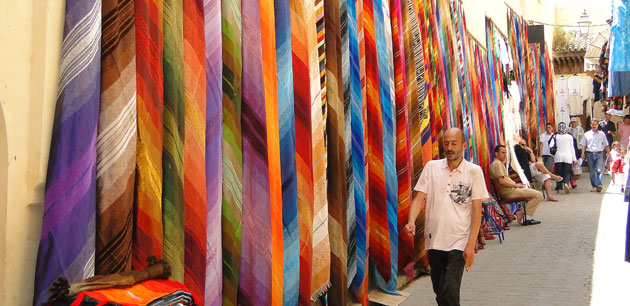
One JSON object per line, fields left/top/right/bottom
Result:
{"left": 203, "top": 0, "right": 222, "bottom": 305}
{"left": 259, "top": 0, "right": 284, "bottom": 304}
{"left": 238, "top": 0, "right": 273, "bottom": 304}
{"left": 162, "top": 0, "right": 185, "bottom": 282}
{"left": 133, "top": 0, "right": 164, "bottom": 272}
{"left": 347, "top": 0, "right": 369, "bottom": 303}
{"left": 221, "top": 0, "right": 244, "bottom": 304}
{"left": 96, "top": 0, "right": 137, "bottom": 275}
{"left": 33, "top": 1, "right": 101, "bottom": 305}
{"left": 363, "top": 0, "right": 392, "bottom": 283}
{"left": 288, "top": 0, "right": 317, "bottom": 303}
{"left": 274, "top": 0, "right": 300, "bottom": 304}
{"left": 323, "top": 0, "right": 349, "bottom": 303}
{"left": 182, "top": 0, "right": 207, "bottom": 303}
{"left": 373, "top": 0, "right": 398, "bottom": 291}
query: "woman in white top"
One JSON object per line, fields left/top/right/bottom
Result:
{"left": 550, "top": 122, "right": 578, "bottom": 193}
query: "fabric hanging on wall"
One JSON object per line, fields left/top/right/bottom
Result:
{"left": 274, "top": 0, "right": 300, "bottom": 304}
{"left": 203, "top": 1, "right": 223, "bottom": 305}
{"left": 323, "top": 0, "right": 349, "bottom": 303}
{"left": 34, "top": 1, "right": 102, "bottom": 305}
{"left": 220, "top": 0, "right": 244, "bottom": 303}
{"left": 372, "top": 0, "right": 398, "bottom": 291}
{"left": 162, "top": 0, "right": 186, "bottom": 282}
{"left": 395, "top": 0, "right": 414, "bottom": 280}
{"left": 259, "top": 0, "right": 285, "bottom": 304}
{"left": 311, "top": 1, "right": 333, "bottom": 300}
{"left": 133, "top": 0, "right": 164, "bottom": 272}
{"left": 182, "top": 0, "right": 207, "bottom": 303}
{"left": 608, "top": 0, "right": 630, "bottom": 96}
{"left": 347, "top": 0, "right": 369, "bottom": 303}
{"left": 363, "top": 0, "right": 392, "bottom": 283}
{"left": 96, "top": 0, "right": 137, "bottom": 275}
{"left": 237, "top": 0, "right": 273, "bottom": 304}
{"left": 288, "top": 0, "right": 317, "bottom": 303}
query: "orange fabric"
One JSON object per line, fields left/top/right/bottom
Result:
{"left": 70, "top": 280, "right": 198, "bottom": 306}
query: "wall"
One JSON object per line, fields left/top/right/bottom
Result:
{"left": 0, "top": 1, "right": 64, "bottom": 305}
{"left": 461, "top": 0, "right": 554, "bottom": 53}
{"left": 555, "top": 0, "right": 612, "bottom": 29}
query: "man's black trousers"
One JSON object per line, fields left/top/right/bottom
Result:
{"left": 427, "top": 249, "right": 465, "bottom": 306}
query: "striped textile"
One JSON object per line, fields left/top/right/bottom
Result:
{"left": 363, "top": 0, "right": 392, "bottom": 282}
{"left": 182, "top": 0, "right": 207, "bottom": 303}
{"left": 544, "top": 48, "right": 555, "bottom": 127}
{"left": 347, "top": 0, "right": 368, "bottom": 301}
{"left": 259, "top": 0, "right": 284, "bottom": 304}
{"left": 238, "top": 0, "right": 272, "bottom": 304}
{"left": 162, "top": 0, "right": 185, "bottom": 282}
{"left": 323, "top": 0, "right": 349, "bottom": 303}
{"left": 220, "top": 0, "right": 244, "bottom": 304}
{"left": 203, "top": 1, "right": 222, "bottom": 305}
{"left": 133, "top": 0, "right": 164, "bottom": 272}
{"left": 311, "top": 0, "right": 332, "bottom": 300}
{"left": 373, "top": 0, "right": 397, "bottom": 290}
{"left": 67, "top": 280, "right": 198, "bottom": 306}
{"left": 33, "top": 1, "right": 101, "bottom": 305}
{"left": 339, "top": 0, "right": 356, "bottom": 291}
{"left": 274, "top": 0, "right": 300, "bottom": 304}
{"left": 395, "top": 0, "right": 415, "bottom": 279}
{"left": 96, "top": 0, "right": 136, "bottom": 275}
{"left": 288, "top": 0, "right": 316, "bottom": 304}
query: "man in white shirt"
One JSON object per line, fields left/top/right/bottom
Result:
{"left": 569, "top": 117, "right": 584, "bottom": 150}
{"left": 405, "top": 128, "right": 488, "bottom": 306}
{"left": 540, "top": 123, "right": 555, "bottom": 171}
{"left": 581, "top": 120, "right": 611, "bottom": 192}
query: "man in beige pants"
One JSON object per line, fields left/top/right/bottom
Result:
{"left": 490, "top": 145, "right": 543, "bottom": 226}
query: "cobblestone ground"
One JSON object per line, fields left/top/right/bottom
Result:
{"left": 400, "top": 174, "right": 630, "bottom": 306}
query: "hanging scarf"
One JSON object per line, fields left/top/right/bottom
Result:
{"left": 220, "top": 0, "right": 244, "bottom": 303}
{"left": 96, "top": 0, "right": 137, "bottom": 275}
{"left": 238, "top": 0, "right": 273, "bottom": 304}
{"left": 274, "top": 0, "right": 300, "bottom": 304}
{"left": 182, "top": 0, "right": 207, "bottom": 303}
{"left": 203, "top": 1, "right": 223, "bottom": 305}
{"left": 33, "top": 1, "right": 101, "bottom": 305}
{"left": 133, "top": 0, "right": 164, "bottom": 272}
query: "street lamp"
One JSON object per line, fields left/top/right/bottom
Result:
{"left": 578, "top": 10, "right": 591, "bottom": 37}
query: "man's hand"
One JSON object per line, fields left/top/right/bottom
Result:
{"left": 404, "top": 223, "right": 416, "bottom": 237}
{"left": 515, "top": 183, "right": 526, "bottom": 188}
{"left": 463, "top": 245, "right": 475, "bottom": 272}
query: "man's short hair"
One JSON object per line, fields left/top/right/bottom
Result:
{"left": 624, "top": 115, "right": 630, "bottom": 120}
{"left": 546, "top": 122, "right": 553, "bottom": 127}
{"left": 494, "top": 144, "right": 506, "bottom": 153}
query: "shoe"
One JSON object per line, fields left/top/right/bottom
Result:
{"left": 572, "top": 185, "right": 577, "bottom": 189}
{"left": 597, "top": 185, "right": 603, "bottom": 193}
{"left": 522, "top": 219, "right": 541, "bottom": 226}
{"left": 591, "top": 187, "right": 598, "bottom": 192}
{"left": 622, "top": 187, "right": 625, "bottom": 193}
{"left": 563, "top": 183, "right": 570, "bottom": 194}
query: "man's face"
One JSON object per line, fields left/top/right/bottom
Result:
{"left": 592, "top": 121, "right": 599, "bottom": 131}
{"left": 606, "top": 113, "right": 612, "bottom": 121}
{"left": 624, "top": 118, "right": 630, "bottom": 125}
{"left": 495, "top": 147, "right": 508, "bottom": 162}
{"left": 570, "top": 121, "right": 577, "bottom": 128}
{"left": 546, "top": 125, "right": 553, "bottom": 134}
{"left": 444, "top": 133, "right": 465, "bottom": 161}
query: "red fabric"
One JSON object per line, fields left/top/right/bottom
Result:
{"left": 70, "top": 280, "right": 198, "bottom": 306}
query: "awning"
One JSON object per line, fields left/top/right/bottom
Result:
{"left": 584, "top": 29, "right": 610, "bottom": 72}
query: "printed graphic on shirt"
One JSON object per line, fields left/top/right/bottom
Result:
{"left": 449, "top": 181, "right": 472, "bottom": 205}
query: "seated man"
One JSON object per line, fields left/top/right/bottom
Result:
{"left": 514, "top": 138, "right": 561, "bottom": 202}
{"left": 490, "top": 145, "right": 544, "bottom": 225}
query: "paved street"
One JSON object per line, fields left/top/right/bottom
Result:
{"left": 401, "top": 174, "right": 630, "bottom": 306}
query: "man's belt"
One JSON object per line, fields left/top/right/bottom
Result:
{"left": 586, "top": 151, "right": 603, "bottom": 154}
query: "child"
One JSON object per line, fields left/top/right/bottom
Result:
{"left": 610, "top": 141, "right": 621, "bottom": 183}
{"left": 612, "top": 149, "right": 626, "bottom": 189}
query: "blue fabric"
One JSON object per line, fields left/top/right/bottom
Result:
{"left": 587, "top": 152, "right": 604, "bottom": 187}
{"left": 610, "top": 0, "right": 630, "bottom": 72}
{"left": 608, "top": 71, "right": 630, "bottom": 96}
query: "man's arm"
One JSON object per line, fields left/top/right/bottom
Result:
{"left": 405, "top": 191, "right": 426, "bottom": 236}
{"left": 463, "top": 199, "right": 482, "bottom": 272}
{"left": 497, "top": 176, "right": 524, "bottom": 188}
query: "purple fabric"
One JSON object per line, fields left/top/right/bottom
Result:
{"left": 237, "top": 0, "right": 272, "bottom": 305}
{"left": 204, "top": 0, "right": 223, "bottom": 305}
{"left": 34, "top": 1, "right": 102, "bottom": 305}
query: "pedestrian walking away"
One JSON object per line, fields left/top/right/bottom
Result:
{"left": 540, "top": 123, "right": 555, "bottom": 172}
{"left": 405, "top": 128, "right": 488, "bottom": 306}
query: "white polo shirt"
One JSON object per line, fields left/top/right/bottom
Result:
{"left": 580, "top": 130, "right": 608, "bottom": 153}
{"left": 414, "top": 159, "right": 489, "bottom": 252}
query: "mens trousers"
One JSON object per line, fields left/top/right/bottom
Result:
{"left": 428, "top": 249, "right": 465, "bottom": 306}
{"left": 502, "top": 187, "right": 543, "bottom": 217}
{"left": 542, "top": 155, "right": 554, "bottom": 173}
{"left": 554, "top": 162, "right": 572, "bottom": 190}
